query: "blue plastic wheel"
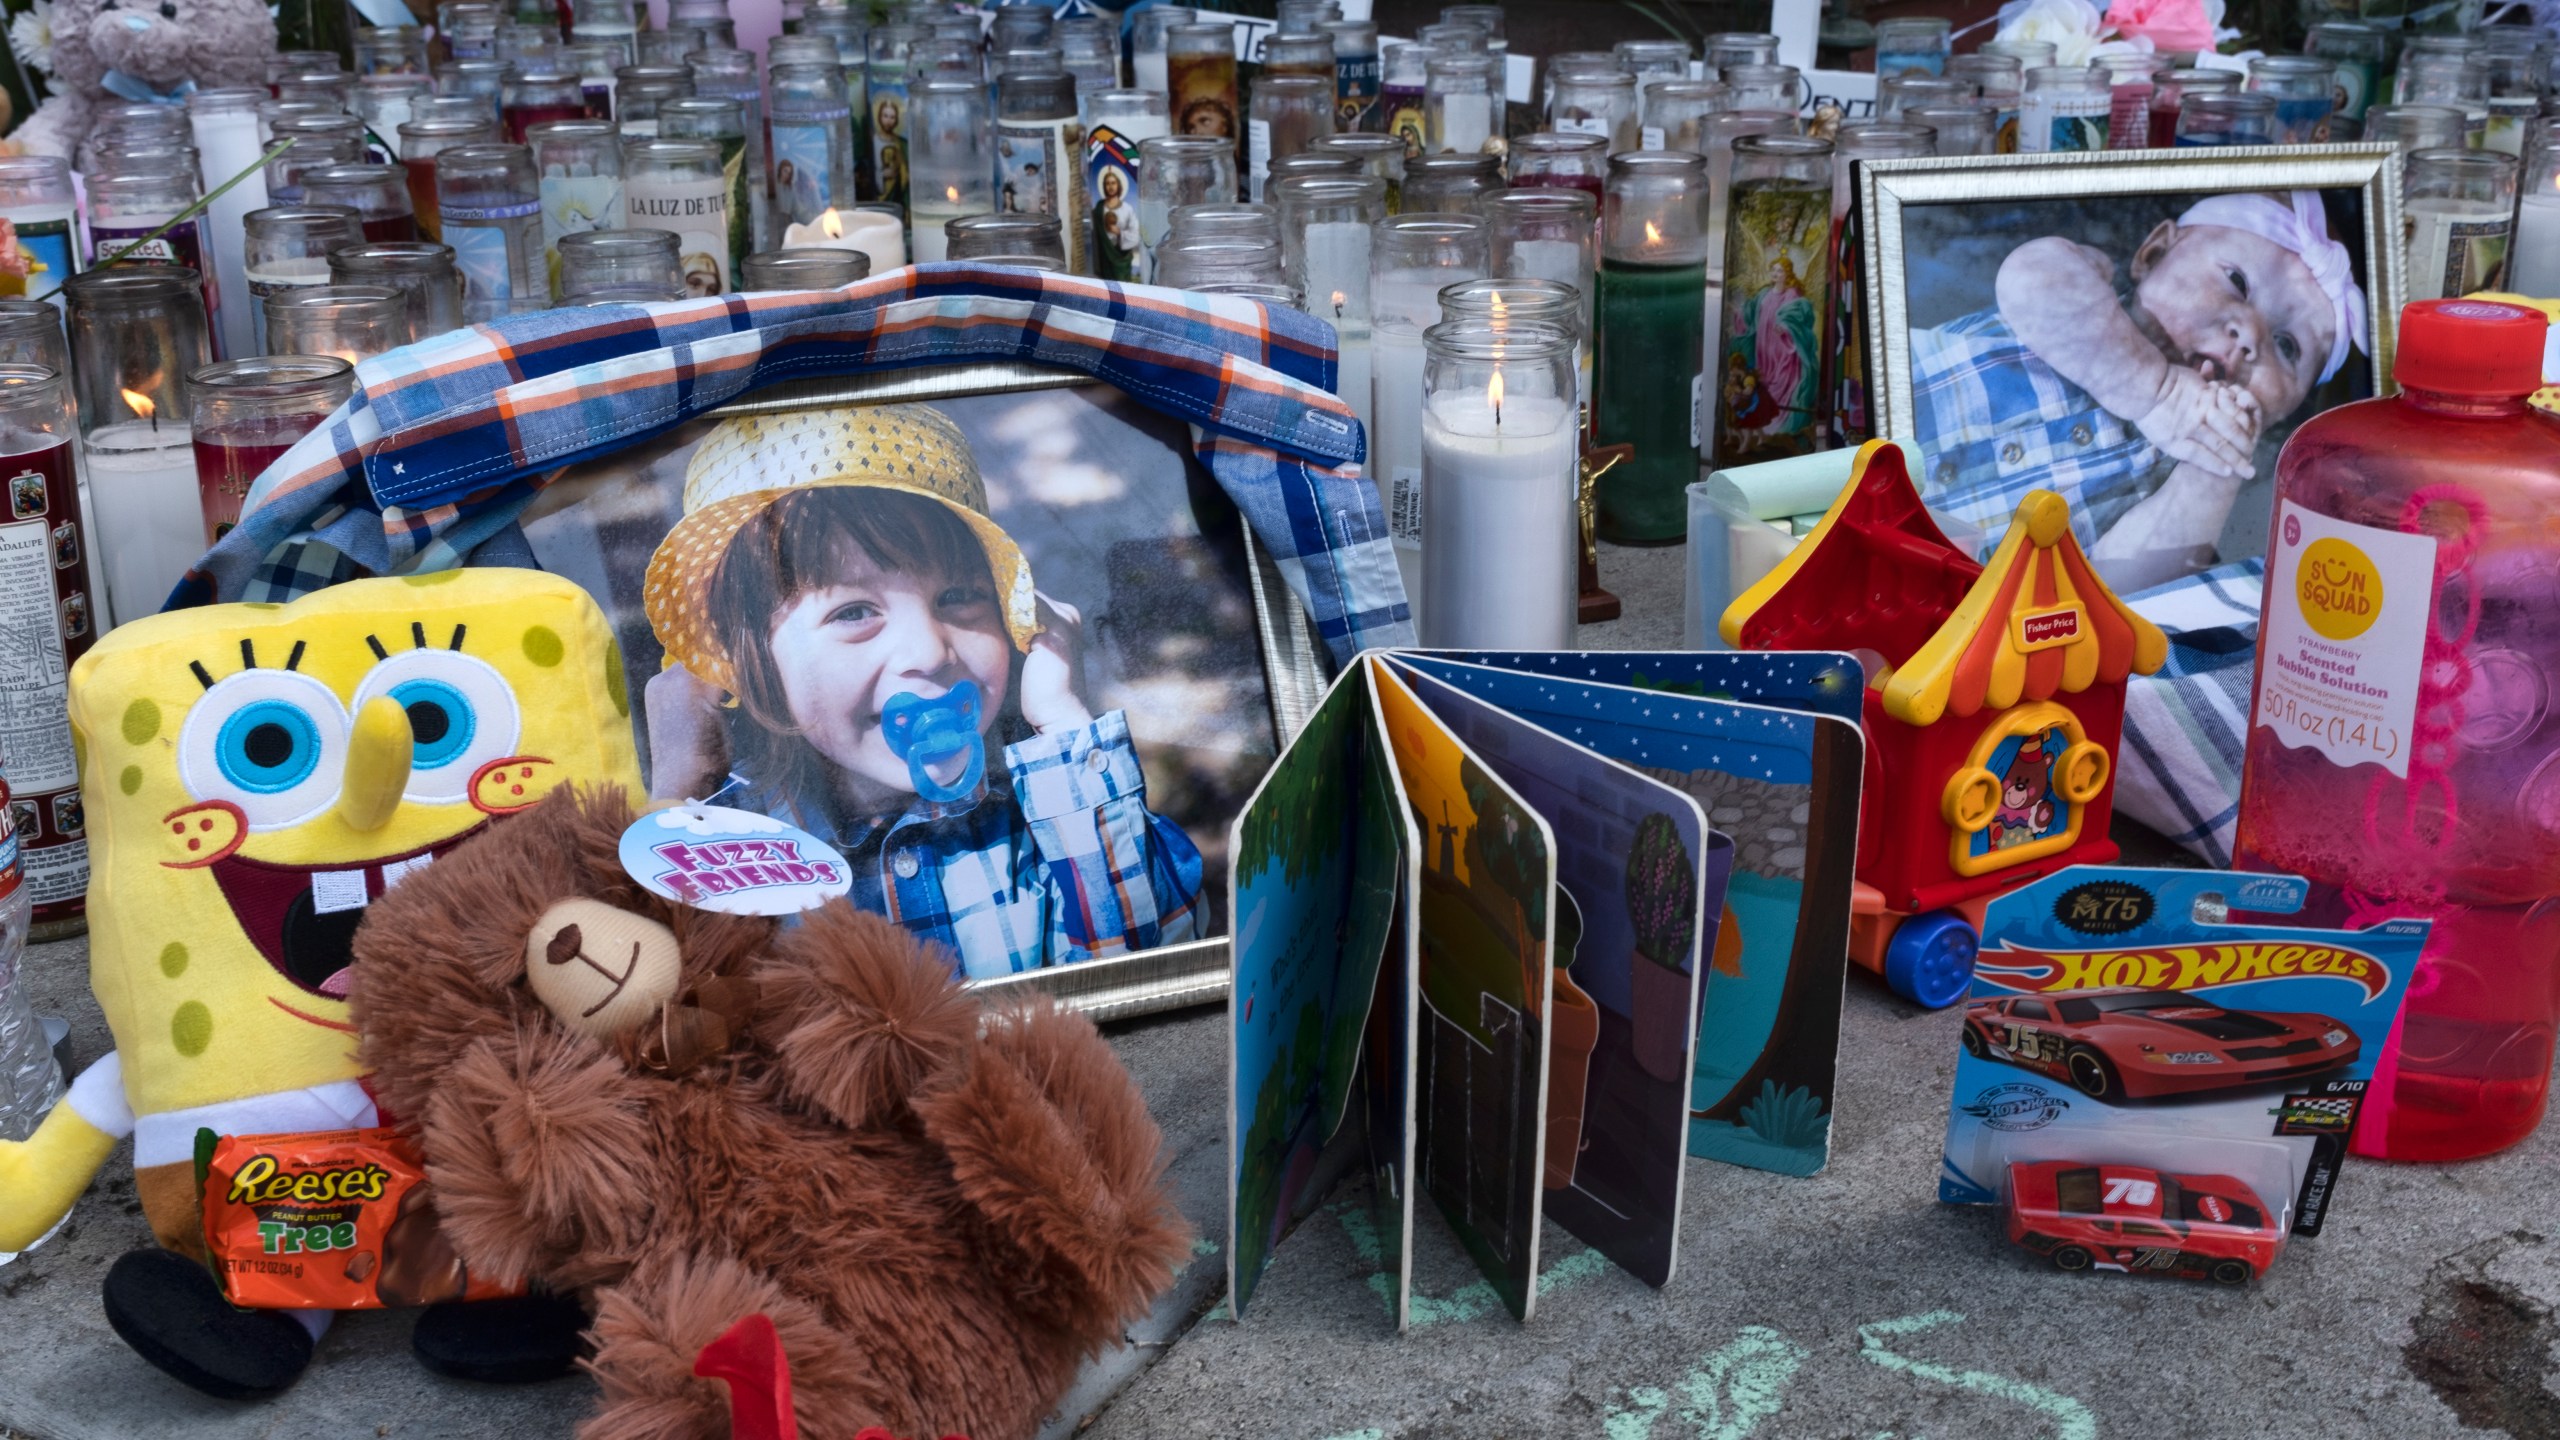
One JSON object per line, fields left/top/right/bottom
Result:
{"left": 1883, "top": 910, "right": 1979, "bottom": 1009}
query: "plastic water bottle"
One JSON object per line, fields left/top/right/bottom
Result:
{"left": 2234, "top": 298, "right": 2560, "bottom": 1162}
{"left": 0, "top": 754, "right": 61, "bottom": 1147}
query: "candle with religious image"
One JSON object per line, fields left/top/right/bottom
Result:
{"left": 865, "top": 23, "right": 919, "bottom": 209}
{"left": 1715, "top": 134, "right": 1831, "bottom": 466}
{"left": 995, "top": 71, "right": 1089, "bottom": 275}
{"left": 1277, "top": 175, "right": 1386, "bottom": 433}
{"left": 1085, "top": 90, "right": 1168, "bottom": 283}
{"left": 1372, "top": 214, "right": 1488, "bottom": 625}
{"left": 1381, "top": 40, "right": 1428, "bottom": 160}
{"left": 1593, "top": 149, "right": 1706, "bottom": 542}
{"left": 1167, "top": 22, "right": 1240, "bottom": 144}
{"left": 1824, "top": 124, "right": 1929, "bottom": 450}
{"left": 2405, "top": 147, "right": 2517, "bottom": 302}
{"left": 1419, "top": 317, "right": 1580, "bottom": 648}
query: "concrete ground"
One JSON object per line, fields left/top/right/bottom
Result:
{"left": 4, "top": 542, "right": 2556, "bottom": 1439}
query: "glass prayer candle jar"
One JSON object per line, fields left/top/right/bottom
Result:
{"left": 1152, "top": 234, "right": 1283, "bottom": 288}
{"left": 989, "top": 4, "right": 1052, "bottom": 53}
{"left": 1825, "top": 123, "right": 1926, "bottom": 447}
{"left": 993, "top": 70, "right": 1087, "bottom": 273}
{"left": 1711, "top": 134, "right": 1829, "bottom": 466}
{"left": 267, "top": 50, "right": 340, "bottom": 88}
{"left": 2367, "top": 104, "right": 2470, "bottom": 162}
{"left": 1371, "top": 212, "right": 1487, "bottom": 617}
{"left": 527, "top": 119, "right": 625, "bottom": 297}
{"left": 1873, "top": 15, "right": 1952, "bottom": 78}
{"left": 1261, "top": 32, "right": 1336, "bottom": 85}
{"left": 686, "top": 51, "right": 766, "bottom": 241}
{"left": 1083, "top": 88, "right": 1168, "bottom": 283}
{"left": 1614, "top": 38, "right": 1691, "bottom": 88}
{"left": 1698, "top": 108, "right": 1797, "bottom": 284}
{"left": 1382, "top": 41, "right": 1429, "bottom": 159}
{"left": 1507, "top": 130, "right": 1606, "bottom": 195}
{"left": 742, "top": 246, "right": 870, "bottom": 288}
{"left": 622, "top": 138, "right": 734, "bottom": 296}
{"left": 1903, "top": 102, "right": 1992, "bottom": 156}
{"left": 275, "top": 71, "right": 354, "bottom": 109}
{"left": 770, "top": 60, "right": 857, "bottom": 232}
{"left": 265, "top": 114, "right": 368, "bottom": 203}
{"left": 2510, "top": 140, "right": 2560, "bottom": 297}
{"left": 2098, "top": 51, "right": 2172, "bottom": 150}
{"left": 261, "top": 284, "right": 404, "bottom": 362}
{"left": 0, "top": 363, "right": 88, "bottom": 928}
{"left": 1948, "top": 52, "right": 2024, "bottom": 152}
{"left": 1168, "top": 202, "right": 1278, "bottom": 245}
{"left": 81, "top": 137, "right": 199, "bottom": 183}
{"left": 1440, "top": 4, "right": 1503, "bottom": 39}
{"left": 191, "top": 89, "right": 273, "bottom": 363}
{"left": 243, "top": 205, "right": 362, "bottom": 353}
{"left": 1425, "top": 53, "right": 1497, "bottom": 155}
{"left": 1266, "top": 154, "right": 1356, "bottom": 188}
{"left": 1321, "top": 19, "right": 1381, "bottom": 133}
{"left": 300, "top": 162, "right": 419, "bottom": 243}
{"left": 1485, "top": 192, "right": 1594, "bottom": 431}
{"left": 1400, "top": 152, "right": 1500, "bottom": 218}
{"left": 1721, "top": 63, "right": 1809, "bottom": 115}
{"left": 415, "top": 95, "right": 506, "bottom": 126}
{"left": 655, "top": 100, "right": 750, "bottom": 287}
{"left": 437, "top": 58, "right": 511, "bottom": 124}
{"left": 397, "top": 117, "right": 498, "bottom": 243}
{"left": 504, "top": 70, "right": 588, "bottom": 143}
{"left": 2020, "top": 64, "right": 2111, "bottom": 152}
{"left": 1058, "top": 16, "right": 1119, "bottom": 99}
{"left": 1877, "top": 74, "right": 1969, "bottom": 122}
{"left": 1593, "top": 148, "right": 1706, "bottom": 542}
{"left": 565, "top": 41, "right": 624, "bottom": 119}
{"left": 1136, "top": 135, "right": 1237, "bottom": 282}
{"left": 2307, "top": 23, "right": 2387, "bottom": 134}
{"left": 2395, "top": 50, "right": 2490, "bottom": 146}
{"left": 916, "top": 37, "right": 984, "bottom": 81}
{"left": 357, "top": 25, "right": 429, "bottom": 74}
{"left": 946, "top": 211, "right": 1067, "bottom": 264}
{"left": 440, "top": 3, "right": 499, "bottom": 60}
{"left": 355, "top": 74, "right": 434, "bottom": 156}
{"left": 1641, "top": 79, "right": 1727, "bottom": 154}
{"left": 1417, "top": 21, "right": 1489, "bottom": 56}
{"left": 1703, "top": 32, "right": 1780, "bottom": 70}
{"left": 907, "top": 79, "right": 995, "bottom": 266}
{"left": 86, "top": 170, "right": 209, "bottom": 277}
{"left": 555, "top": 227, "right": 682, "bottom": 296}
{"left": 435, "top": 142, "right": 546, "bottom": 318}
{"left": 495, "top": 22, "right": 562, "bottom": 71}
{"left": 1417, "top": 316, "right": 1577, "bottom": 648}
{"left": 1274, "top": 173, "right": 1385, "bottom": 417}
{"left": 63, "top": 267, "right": 210, "bottom": 625}
{"left": 0, "top": 300, "right": 70, "bottom": 380}
{"left": 1129, "top": 6, "right": 1195, "bottom": 95}
{"left": 1549, "top": 67, "right": 1638, "bottom": 152}
{"left": 1278, "top": 0, "right": 1339, "bottom": 32}
{"left": 329, "top": 240, "right": 464, "bottom": 340}
{"left": 1248, "top": 75, "right": 1335, "bottom": 203}
{"left": 2148, "top": 68, "right": 2236, "bottom": 148}
{"left": 2246, "top": 55, "right": 2337, "bottom": 144}
{"left": 2483, "top": 29, "right": 2544, "bottom": 154}
{"left": 1168, "top": 21, "right": 1241, "bottom": 144}
{"left": 2405, "top": 147, "right": 2518, "bottom": 301}
{"left": 2174, "top": 91, "right": 2277, "bottom": 147}
{"left": 1308, "top": 133, "right": 1404, "bottom": 210}
{"left": 615, "top": 65, "right": 695, "bottom": 137}
{"left": 570, "top": 0, "right": 638, "bottom": 63}
{"left": 1978, "top": 37, "right": 2056, "bottom": 73}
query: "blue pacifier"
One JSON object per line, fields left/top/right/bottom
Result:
{"left": 880, "top": 681, "right": 987, "bottom": 807}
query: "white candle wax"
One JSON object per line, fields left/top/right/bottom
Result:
{"left": 1135, "top": 52, "right": 1170, "bottom": 97}
{"left": 1373, "top": 326, "right": 1427, "bottom": 619}
{"left": 1337, "top": 325, "right": 1374, "bottom": 429}
{"left": 1301, "top": 220, "right": 1371, "bottom": 320}
{"left": 1421, "top": 388, "right": 1577, "bottom": 648}
{"left": 86, "top": 425, "right": 201, "bottom": 628}
{"left": 2510, "top": 192, "right": 2560, "bottom": 297}
{"left": 194, "top": 107, "right": 271, "bottom": 360}
{"left": 907, "top": 200, "right": 976, "bottom": 263}
{"left": 1435, "top": 93, "right": 1492, "bottom": 154}
{"left": 782, "top": 208, "right": 906, "bottom": 271}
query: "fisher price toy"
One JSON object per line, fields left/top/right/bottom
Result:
{"left": 1720, "top": 440, "right": 2168, "bottom": 1008}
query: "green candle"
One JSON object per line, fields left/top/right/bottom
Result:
{"left": 1595, "top": 257, "right": 1706, "bottom": 542}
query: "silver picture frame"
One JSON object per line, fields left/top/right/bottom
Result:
{"left": 708, "top": 361, "right": 1332, "bottom": 1021}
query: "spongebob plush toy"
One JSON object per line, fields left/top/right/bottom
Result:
{"left": 0, "top": 569, "right": 642, "bottom": 1399}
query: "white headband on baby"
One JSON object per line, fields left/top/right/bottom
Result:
{"left": 2175, "top": 191, "right": 2368, "bottom": 385}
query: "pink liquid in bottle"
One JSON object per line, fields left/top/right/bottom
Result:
{"left": 2234, "top": 298, "right": 2560, "bottom": 1162}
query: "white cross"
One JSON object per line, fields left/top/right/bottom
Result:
{"left": 392, "top": 462, "right": 405, "bottom": 475}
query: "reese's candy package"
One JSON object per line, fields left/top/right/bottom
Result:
{"left": 200, "top": 1127, "right": 519, "bottom": 1310}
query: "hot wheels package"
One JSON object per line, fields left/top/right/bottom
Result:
{"left": 1939, "top": 867, "right": 2426, "bottom": 1280}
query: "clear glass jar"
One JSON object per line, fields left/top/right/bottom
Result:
{"left": 656, "top": 99, "right": 751, "bottom": 286}
{"left": 397, "top": 116, "right": 497, "bottom": 243}
{"left": 435, "top": 142, "right": 546, "bottom": 318}
{"left": 495, "top": 21, "right": 561, "bottom": 71}
{"left": 1371, "top": 212, "right": 1487, "bottom": 617}
{"left": 437, "top": 58, "right": 511, "bottom": 124}
{"left": 1321, "top": 19, "right": 1380, "bottom": 133}
{"left": 329, "top": 240, "right": 465, "bottom": 340}
{"left": 622, "top": 138, "right": 733, "bottom": 296}
{"left": 1168, "top": 202, "right": 1278, "bottom": 244}
{"left": 770, "top": 59, "right": 855, "bottom": 230}
{"left": 1266, "top": 153, "right": 1356, "bottom": 187}
{"left": 64, "top": 267, "right": 208, "bottom": 625}
{"left": 1278, "top": 0, "right": 1338, "bottom": 32}
{"left": 1949, "top": 52, "right": 2025, "bottom": 152}
{"left": 1485, "top": 190, "right": 1594, "bottom": 433}
{"left": 504, "top": 70, "right": 588, "bottom": 144}
{"left": 268, "top": 50, "right": 341, "bottom": 85}
{"left": 190, "top": 89, "right": 273, "bottom": 358}
{"left": 2511, "top": 139, "right": 2560, "bottom": 296}
{"left": 1903, "top": 102, "right": 1992, "bottom": 156}
{"left": 1307, "top": 132, "right": 1404, "bottom": 210}
{"left": 990, "top": 4, "right": 1052, "bottom": 52}
{"left": 1129, "top": 5, "right": 1196, "bottom": 95}
{"left": 945, "top": 211, "right": 1067, "bottom": 264}
{"left": 1722, "top": 62, "right": 1808, "bottom": 114}
{"left": 1275, "top": 172, "right": 1385, "bottom": 337}
{"left": 188, "top": 356, "right": 352, "bottom": 544}
{"left": 357, "top": 25, "right": 430, "bottom": 74}
{"left": 2147, "top": 67, "right": 2237, "bottom": 148}
{"left": 81, "top": 137, "right": 199, "bottom": 183}
{"left": 0, "top": 362, "right": 86, "bottom": 937}
{"left": 1084, "top": 88, "right": 1168, "bottom": 283}
{"left": 1507, "top": 130, "right": 1606, "bottom": 197}
{"left": 1712, "top": 134, "right": 1829, "bottom": 465}
{"left": 243, "top": 204, "right": 363, "bottom": 352}
{"left": 2307, "top": 22, "right": 2387, "bottom": 131}
{"left": 441, "top": 1, "right": 499, "bottom": 59}
{"left": 414, "top": 94, "right": 506, "bottom": 126}
{"left": 1613, "top": 38, "right": 1691, "bottom": 87}
{"left": 615, "top": 64, "right": 695, "bottom": 137}
{"left": 1640, "top": 79, "right": 1726, "bottom": 154}
{"left": 1249, "top": 74, "right": 1335, "bottom": 202}
{"left": 2247, "top": 54, "right": 2338, "bottom": 144}
{"left": 2096, "top": 50, "right": 2171, "bottom": 150}
{"left": 1877, "top": 74, "right": 1969, "bottom": 122}
{"left": 1418, "top": 316, "right": 1577, "bottom": 648}
{"left": 742, "top": 246, "right": 870, "bottom": 288}
{"left": 1150, "top": 234, "right": 1281, "bottom": 289}
{"left": 1549, "top": 67, "right": 1638, "bottom": 152}
{"left": 527, "top": 119, "right": 625, "bottom": 297}
{"left": 86, "top": 170, "right": 210, "bottom": 279}
{"left": 1874, "top": 15, "right": 1952, "bottom": 78}
{"left": 570, "top": 0, "right": 637, "bottom": 63}
{"left": 354, "top": 74, "right": 433, "bottom": 156}
{"left": 908, "top": 77, "right": 994, "bottom": 265}
{"left": 276, "top": 70, "right": 355, "bottom": 109}
{"left": 266, "top": 113, "right": 367, "bottom": 202}
{"left": 2366, "top": 103, "right": 2470, "bottom": 157}
{"left": 1168, "top": 21, "right": 1240, "bottom": 142}
{"left": 2395, "top": 49, "right": 2490, "bottom": 145}
{"left": 1415, "top": 21, "right": 1487, "bottom": 56}
{"left": 1703, "top": 31, "right": 1779, "bottom": 70}
{"left": 1699, "top": 108, "right": 1797, "bottom": 283}
{"left": 2405, "top": 147, "right": 2518, "bottom": 301}
{"left": 2020, "top": 64, "right": 2111, "bottom": 152}
{"left": 565, "top": 40, "right": 624, "bottom": 119}
{"left": 555, "top": 227, "right": 681, "bottom": 296}
{"left": 1058, "top": 15, "right": 1119, "bottom": 98}
{"left": 262, "top": 284, "right": 405, "bottom": 361}
{"left": 1382, "top": 40, "right": 1429, "bottom": 159}
{"left": 1262, "top": 32, "right": 1335, "bottom": 85}
{"left": 259, "top": 97, "right": 333, "bottom": 144}
{"left": 301, "top": 162, "right": 419, "bottom": 243}
{"left": 1134, "top": 135, "right": 1236, "bottom": 282}
{"left": 1424, "top": 52, "right": 1497, "bottom": 154}
{"left": 1594, "top": 148, "right": 1707, "bottom": 541}
{"left": 1439, "top": 4, "right": 1502, "bottom": 38}
{"left": 2174, "top": 91, "right": 2278, "bottom": 146}
{"left": 1401, "top": 151, "right": 1500, "bottom": 218}
{"left": 1978, "top": 37, "right": 2056, "bottom": 72}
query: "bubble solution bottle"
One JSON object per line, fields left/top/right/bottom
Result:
{"left": 2234, "top": 298, "right": 2560, "bottom": 1162}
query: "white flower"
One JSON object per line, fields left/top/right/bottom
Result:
{"left": 8, "top": 0, "right": 53, "bottom": 76}
{"left": 1996, "top": 0, "right": 2113, "bottom": 67}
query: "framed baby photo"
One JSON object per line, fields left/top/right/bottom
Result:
{"left": 1857, "top": 143, "right": 2405, "bottom": 597}
{"left": 515, "top": 361, "right": 1330, "bottom": 1021}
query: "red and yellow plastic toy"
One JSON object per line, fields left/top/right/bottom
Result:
{"left": 1720, "top": 440, "right": 2169, "bottom": 1007}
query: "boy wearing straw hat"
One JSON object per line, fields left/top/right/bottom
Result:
{"left": 642, "top": 404, "right": 1206, "bottom": 979}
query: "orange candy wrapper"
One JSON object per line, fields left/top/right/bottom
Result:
{"left": 199, "top": 1126, "right": 519, "bottom": 1310}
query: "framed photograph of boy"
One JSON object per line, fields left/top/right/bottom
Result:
{"left": 1858, "top": 144, "right": 2405, "bottom": 596}
{"left": 515, "top": 364, "right": 1328, "bottom": 1019}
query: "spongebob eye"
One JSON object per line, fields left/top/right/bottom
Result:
{"left": 352, "top": 646, "right": 522, "bottom": 803}
{"left": 178, "top": 669, "right": 350, "bottom": 830}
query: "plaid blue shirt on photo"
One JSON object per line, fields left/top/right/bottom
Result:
{"left": 180, "top": 263, "right": 1410, "bottom": 667}
{"left": 1908, "top": 302, "right": 2166, "bottom": 546}
{"left": 760, "top": 708, "right": 1204, "bottom": 980}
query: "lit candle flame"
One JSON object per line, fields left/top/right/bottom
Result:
{"left": 1487, "top": 368, "right": 1503, "bottom": 428}
{"left": 819, "top": 208, "right": 844, "bottom": 240}
{"left": 946, "top": 184, "right": 962, "bottom": 204}
{"left": 122, "top": 387, "right": 157, "bottom": 431}
{"left": 1644, "top": 220, "right": 1662, "bottom": 248}
{"left": 1331, "top": 288, "right": 1347, "bottom": 318}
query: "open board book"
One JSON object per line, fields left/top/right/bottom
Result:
{"left": 1226, "top": 650, "right": 1868, "bottom": 1326}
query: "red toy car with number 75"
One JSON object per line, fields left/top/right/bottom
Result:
{"left": 2006, "top": 1162, "right": 2281, "bottom": 1285}
{"left": 1962, "top": 987, "right": 2359, "bottom": 1102}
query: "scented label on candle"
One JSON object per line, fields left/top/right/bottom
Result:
{"left": 90, "top": 217, "right": 212, "bottom": 325}
{"left": 1335, "top": 52, "right": 1380, "bottom": 132}
{"left": 998, "top": 118, "right": 1090, "bottom": 274}
{"left": 0, "top": 439, "right": 94, "bottom": 920}
{"left": 773, "top": 115, "right": 848, "bottom": 227}
{"left": 626, "top": 176, "right": 732, "bottom": 295}
{"left": 1085, "top": 122, "right": 1156, "bottom": 284}
{"left": 2, "top": 216, "right": 75, "bottom": 311}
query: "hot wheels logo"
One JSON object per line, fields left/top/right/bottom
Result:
{"left": 1976, "top": 941, "right": 2391, "bottom": 1002}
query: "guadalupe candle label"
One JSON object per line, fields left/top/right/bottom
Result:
{"left": 0, "top": 440, "right": 93, "bottom": 914}
{"left": 772, "top": 115, "right": 847, "bottom": 227}
{"left": 1086, "top": 123, "right": 1151, "bottom": 283}
{"left": 626, "top": 176, "right": 731, "bottom": 295}
{"left": 998, "top": 119, "right": 1088, "bottom": 274}
{"left": 1384, "top": 86, "right": 1425, "bottom": 158}
{"left": 1335, "top": 52, "right": 1380, "bottom": 131}
{"left": 2253, "top": 500, "right": 2435, "bottom": 779}
{"left": 870, "top": 75, "right": 910, "bottom": 208}
{"left": 2, "top": 215, "right": 75, "bottom": 309}
{"left": 2406, "top": 208, "right": 2510, "bottom": 301}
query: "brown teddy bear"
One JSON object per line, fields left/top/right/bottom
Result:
{"left": 347, "top": 785, "right": 1191, "bottom": 1440}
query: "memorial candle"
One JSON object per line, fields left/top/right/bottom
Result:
{"left": 1714, "top": 134, "right": 1832, "bottom": 466}
{"left": 65, "top": 268, "right": 209, "bottom": 626}
{"left": 187, "top": 356, "right": 353, "bottom": 545}
{"left": 1278, "top": 175, "right": 1387, "bottom": 431}
{"left": 1370, "top": 213, "right": 1487, "bottom": 624}
{"left": 1419, "top": 317, "right": 1579, "bottom": 648}
{"left": 2509, "top": 142, "right": 2560, "bottom": 298}
{"left": 190, "top": 88, "right": 274, "bottom": 361}
{"left": 1594, "top": 148, "right": 1707, "bottom": 542}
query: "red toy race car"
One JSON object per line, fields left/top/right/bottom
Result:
{"left": 1961, "top": 988, "right": 2358, "bottom": 1102}
{"left": 2006, "top": 1162, "right": 2281, "bottom": 1285}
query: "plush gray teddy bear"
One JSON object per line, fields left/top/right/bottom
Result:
{"left": 11, "top": 0, "right": 275, "bottom": 158}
